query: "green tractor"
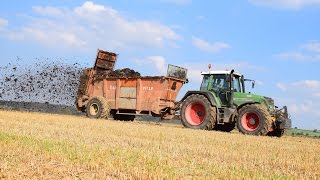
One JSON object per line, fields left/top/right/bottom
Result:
{"left": 179, "top": 69, "right": 291, "bottom": 137}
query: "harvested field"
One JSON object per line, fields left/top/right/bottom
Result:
{"left": 0, "top": 110, "right": 319, "bottom": 179}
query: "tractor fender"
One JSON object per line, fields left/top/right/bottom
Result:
{"left": 180, "top": 91, "right": 217, "bottom": 107}
{"left": 235, "top": 102, "right": 258, "bottom": 112}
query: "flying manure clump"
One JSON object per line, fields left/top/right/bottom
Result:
{"left": 0, "top": 58, "right": 85, "bottom": 106}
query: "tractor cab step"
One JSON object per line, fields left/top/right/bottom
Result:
{"left": 217, "top": 107, "right": 236, "bottom": 125}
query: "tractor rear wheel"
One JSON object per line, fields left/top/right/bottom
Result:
{"left": 180, "top": 94, "right": 216, "bottom": 130}
{"left": 86, "top": 96, "right": 110, "bottom": 119}
{"left": 237, "top": 104, "right": 272, "bottom": 136}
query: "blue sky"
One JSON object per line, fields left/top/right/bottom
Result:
{"left": 1, "top": 0, "right": 320, "bottom": 129}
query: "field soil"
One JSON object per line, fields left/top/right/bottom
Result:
{"left": 0, "top": 110, "right": 319, "bottom": 179}
{"left": 0, "top": 100, "right": 82, "bottom": 116}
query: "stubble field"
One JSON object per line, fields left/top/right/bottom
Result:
{"left": 0, "top": 110, "right": 319, "bottom": 179}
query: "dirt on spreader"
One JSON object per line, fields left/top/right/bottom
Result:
{"left": 94, "top": 68, "right": 141, "bottom": 81}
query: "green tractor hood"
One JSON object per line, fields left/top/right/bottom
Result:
{"left": 233, "top": 92, "right": 275, "bottom": 111}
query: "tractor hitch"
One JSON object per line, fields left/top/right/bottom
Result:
{"left": 274, "top": 106, "right": 291, "bottom": 129}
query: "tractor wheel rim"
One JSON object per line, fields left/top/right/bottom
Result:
{"left": 185, "top": 102, "right": 206, "bottom": 126}
{"left": 89, "top": 103, "right": 99, "bottom": 116}
{"left": 241, "top": 112, "right": 260, "bottom": 131}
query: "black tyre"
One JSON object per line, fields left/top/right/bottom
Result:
{"left": 114, "top": 114, "right": 135, "bottom": 121}
{"left": 180, "top": 94, "right": 216, "bottom": 130}
{"left": 214, "top": 122, "right": 235, "bottom": 132}
{"left": 86, "top": 96, "right": 110, "bottom": 119}
{"left": 268, "top": 128, "right": 285, "bottom": 137}
{"left": 237, "top": 104, "right": 272, "bottom": 136}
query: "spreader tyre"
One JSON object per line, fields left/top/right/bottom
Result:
{"left": 86, "top": 96, "right": 110, "bottom": 119}
{"left": 237, "top": 104, "right": 272, "bottom": 136}
{"left": 180, "top": 94, "right": 216, "bottom": 130}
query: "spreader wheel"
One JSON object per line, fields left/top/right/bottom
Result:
{"left": 86, "top": 96, "right": 110, "bottom": 119}
{"left": 180, "top": 94, "right": 216, "bottom": 130}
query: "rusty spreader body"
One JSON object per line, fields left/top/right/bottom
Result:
{"left": 76, "top": 49, "right": 187, "bottom": 120}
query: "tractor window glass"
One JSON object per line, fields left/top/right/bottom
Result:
{"left": 233, "top": 76, "right": 242, "bottom": 92}
{"left": 200, "top": 75, "right": 210, "bottom": 90}
{"left": 212, "top": 75, "right": 228, "bottom": 89}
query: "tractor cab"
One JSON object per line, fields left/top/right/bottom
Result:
{"left": 200, "top": 70, "right": 247, "bottom": 107}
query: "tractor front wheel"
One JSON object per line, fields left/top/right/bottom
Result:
{"left": 237, "top": 104, "right": 271, "bottom": 136}
{"left": 86, "top": 96, "right": 110, "bottom": 119}
{"left": 180, "top": 94, "right": 216, "bottom": 130}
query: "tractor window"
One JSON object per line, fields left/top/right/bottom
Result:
{"left": 212, "top": 74, "right": 229, "bottom": 89}
{"left": 233, "top": 76, "right": 242, "bottom": 92}
{"left": 200, "top": 75, "right": 210, "bottom": 90}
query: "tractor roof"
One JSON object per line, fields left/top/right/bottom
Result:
{"left": 201, "top": 70, "right": 242, "bottom": 76}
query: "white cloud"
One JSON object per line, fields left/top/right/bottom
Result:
{"left": 75, "top": 1, "right": 107, "bottom": 14}
{"left": 276, "top": 81, "right": 320, "bottom": 128}
{"left": 277, "top": 83, "right": 287, "bottom": 91}
{"left": 3, "top": 1, "right": 180, "bottom": 51}
{"left": 185, "top": 67, "right": 204, "bottom": 83}
{"left": 218, "top": 62, "right": 265, "bottom": 72}
{"left": 196, "top": 15, "right": 206, "bottom": 20}
{"left": 313, "top": 92, "right": 320, "bottom": 97}
{"left": 293, "top": 80, "right": 320, "bottom": 89}
{"left": 0, "top": 18, "right": 8, "bottom": 29}
{"left": 275, "top": 41, "right": 320, "bottom": 62}
{"left": 32, "top": 6, "right": 64, "bottom": 17}
{"left": 133, "top": 56, "right": 167, "bottom": 74}
{"left": 276, "top": 52, "right": 312, "bottom": 62}
{"left": 160, "top": 0, "right": 192, "bottom": 5}
{"left": 255, "top": 80, "right": 264, "bottom": 86}
{"left": 288, "top": 100, "right": 318, "bottom": 116}
{"left": 303, "top": 41, "right": 320, "bottom": 53}
{"left": 146, "top": 56, "right": 167, "bottom": 74}
{"left": 277, "top": 80, "right": 320, "bottom": 98}
{"left": 249, "top": 0, "right": 320, "bottom": 9}
{"left": 192, "top": 37, "right": 230, "bottom": 53}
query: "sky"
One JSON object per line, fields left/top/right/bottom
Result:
{"left": 1, "top": 0, "right": 320, "bottom": 129}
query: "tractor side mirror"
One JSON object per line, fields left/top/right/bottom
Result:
{"left": 252, "top": 81, "right": 255, "bottom": 89}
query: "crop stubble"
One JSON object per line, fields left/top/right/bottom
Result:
{"left": 0, "top": 110, "right": 319, "bottom": 179}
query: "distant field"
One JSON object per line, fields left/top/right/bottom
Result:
{"left": 288, "top": 128, "right": 320, "bottom": 138}
{"left": 0, "top": 110, "right": 319, "bottom": 179}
